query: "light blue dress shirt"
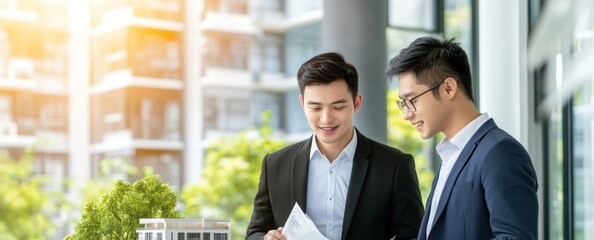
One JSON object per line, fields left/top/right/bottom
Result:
{"left": 306, "top": 130, "right": 357, "bottom": 240}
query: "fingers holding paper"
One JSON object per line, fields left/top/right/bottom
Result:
{"left": 265, "top": 227, "right": 286, "bottom": 240}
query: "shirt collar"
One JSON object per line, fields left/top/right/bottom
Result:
{"left": 309, "top": 128, "right": 358, "bottom": 162}
{"left": 437, "top": 113, "right": 491, "bottom": 151}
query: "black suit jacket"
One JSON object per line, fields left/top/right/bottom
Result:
{"left": 246, "top": 130, "right": 424, "bottom": 240}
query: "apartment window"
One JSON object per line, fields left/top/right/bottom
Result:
{"left": 203, "top": 233, "right": 210, "bottom": 240}
{"left": 128, "top": 88, "right": 181, "bottom": 140}
{"left": 91, "top": 29, "right": 127, "bottom": 85}
{"left": 37, "top": 35, "right": 68, "bottom": 79}
{"left": 205, "top": 0, "right": 247, "bottom": 14}
{"left": 38, "top": 96, "right": 67, "bottom": 131}
{"left": 213, "top": 233, "right": 227, "bottom": 240}
{"left": 91, "top": 90, "right": 126, "bottom": 143}
{"left": 178, "top": 232, "right": 185, "bottom": 240}
{"left": 164, "top": 101, "right": 181, "bottom": 140}
{"left": 252, "top": 92, "right": 282, "bottom": 129}
{"left": 131, "top": 0, "right": 182, "bottom": 21}
{"left": 156, "top": 232, "right": 163, "bottom": 240}
{"left": 204, "top": 96, "right": 218, "bottom": 129}
{"left": 252, "top": 0, "right": 284, "bottom": 14}
{"left": 0, "top": 94, "right": 13, "bottom": 135}
{"left": 187, "top": 233, "right": 200, "bottom": 240}
{"left": 285, "top": 25, "right": 320, "bottom": 76}
{"left": 251, "top": 34, "right": 284, "bottom": 72}
{"left": 203, "top": 90, "right": 251, "bottom": 131}
{"left": 145, "top": 232, "right": 153, "bottom": 240}
{"left": 14, "top": 93, "right": 35, "bottom": 135}
{"left": 203, "top": 32, "right": 249, "bottom": 70}
{"left": 129, "top": 28, "right": 181, "bottom": 79}
{"left": 226, "top": 98, "right": 250, "bottom": 130}
{"left": 5, "top": 25, "right": 43, "bottom": 60}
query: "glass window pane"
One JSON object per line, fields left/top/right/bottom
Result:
{"left": 444, "top": 0, "right": 473, "bottom": 71}
{"left": 547, "top": 107, "right": 564, "bottom": 240}
{"left": 386, "top": 28, "right": 439, "bottom": 65}
{"left": 571, "top": 4, "right": 594, "bottom": 239}
{"left": 389, "top": 0, "right": 435, "bottom": 30}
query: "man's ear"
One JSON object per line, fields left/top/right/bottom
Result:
{"left": 299, "top": 95, "right": 304, "bottom": 109}
{"left": 443, "top": 77, "right": 458, "bottom": 98}
{"left": 354, "top": 93, "right": 363, "bottom": 112}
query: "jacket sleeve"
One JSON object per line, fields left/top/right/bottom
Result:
{"left": 391, "top": 154, "right": 425, "bottom": 240}
{"left": 246, "top": 154, "right": 274, "bottom": 240}
{"left": 482, "top": 139, "right": 538, "bottom": 240}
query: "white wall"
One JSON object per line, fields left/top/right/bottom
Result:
{"left": 478, "top": 0, "right": 529, "bottom": 146}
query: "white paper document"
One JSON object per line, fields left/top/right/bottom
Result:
{"left": 282, "top": 203, "right": 329, "bottom": 240}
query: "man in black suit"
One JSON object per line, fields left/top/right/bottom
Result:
{"left": 246, "top": 52, "right": 424, "bottom": 240}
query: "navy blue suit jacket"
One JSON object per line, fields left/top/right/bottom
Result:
{"left": 418, "top": 119, "right": 538, "bottom": 240}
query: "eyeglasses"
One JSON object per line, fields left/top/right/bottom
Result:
{"left": 396, "top": 82, "right": 444, "bottom": 113}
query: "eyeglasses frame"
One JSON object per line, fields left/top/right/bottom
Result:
{"left": 396, "top": 81, "right": 444, "bottom": 113}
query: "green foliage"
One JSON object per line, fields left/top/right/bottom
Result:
{"left": 68, "top": 174, "right": 180, "bottom": 240}
{"left": 78, "top": 157, "right": 141, "bottom": 205}
{"left": 0, "top": 148, "right": 65, "bottom": 240}
{"left": 387, "top": 88, "right": 435, "bottom": 204}
{"left": 181, "top": 111, "right": 289, "bottom": 240}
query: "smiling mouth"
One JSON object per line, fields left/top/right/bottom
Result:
{"left": 320, "top": 126, "right": 338, "bottom": 132}
{"left": 413, "top": 121, "right": 423, "bottom": 129}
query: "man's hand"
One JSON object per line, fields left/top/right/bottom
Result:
{"left": 264, "top": 227, "right": 286, "bottom": 240}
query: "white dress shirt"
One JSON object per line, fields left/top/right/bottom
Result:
{"left": 426, "top": 113, "right": 490, "bottom": 238}
{"left": 306, "top": 130, "right": 357, "bottom": 240}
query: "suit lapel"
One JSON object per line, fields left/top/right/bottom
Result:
{"left": 428, "top": 119, "right": 497, "bottom": 232}
{"left": 341, "top": 131, "right": 370, "bottom": 239}
{"left": 291, "top": 137, "right": 311, "bottom": 211}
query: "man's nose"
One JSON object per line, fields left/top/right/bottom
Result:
{"left": 320, "top": 109, "right": 335, "bottom": 123}
{"left": 402, "top": 108, "right": 413, "bottom": 120}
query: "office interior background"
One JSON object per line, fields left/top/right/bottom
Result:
{"left": 0, "top": 0, "right": 592, "bottom": 239}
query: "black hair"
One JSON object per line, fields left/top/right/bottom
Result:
{"left": 297, "top": 52, "right": 358, "bottom": 101}
{"left": 387, "top": 36, "right": 473, "bottom": 101}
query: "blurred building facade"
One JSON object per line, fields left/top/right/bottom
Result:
{"left": 0, "top": 0, "right": 319, "bottom": 192}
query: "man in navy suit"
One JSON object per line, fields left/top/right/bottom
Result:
{"left": 387, "top": 36, "right": 538, "bottom": 240}
{"left": 246, "top": 52, "right": 424, "bottom": 240}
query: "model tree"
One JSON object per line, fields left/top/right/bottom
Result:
{"left": 66, "top": 174, "right": 179, "bottom": 240}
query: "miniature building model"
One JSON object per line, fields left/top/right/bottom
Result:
{"left": 137, "top": 218, "right": 230, "bottom": 240}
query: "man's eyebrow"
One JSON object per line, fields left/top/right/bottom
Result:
{"left": 399, "top": 91, "right": 414, "bottom": 99}
{"left": 306, "top": 99, "right": 348, "bottom": 105}
{"left": 331, "top": 99, "right": 348, "bottom": 104}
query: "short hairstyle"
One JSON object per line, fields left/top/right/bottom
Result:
{"left": 387, "top": 36, "right": 473, "bottom": 102}
{"left": 297, "top": 52, "right": 358, "bottom": 101}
